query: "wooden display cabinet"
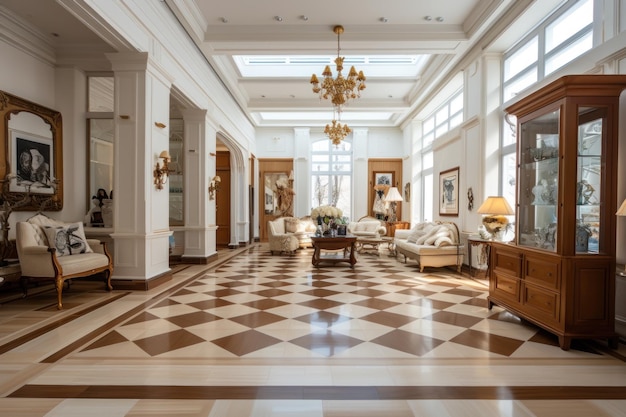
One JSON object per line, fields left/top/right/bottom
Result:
{"left": 489, "top": 75, "right": 626, "bottom": 350}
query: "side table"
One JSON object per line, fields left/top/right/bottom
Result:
{"left": 467, "top": 237, "right": 492, "bottom": 277}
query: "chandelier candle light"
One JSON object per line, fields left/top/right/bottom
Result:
{"left": 477, "top": 196, "right": 514, "bottom": 241}
{"left": 310, "top": 25, "right": 366, "bottom": 112}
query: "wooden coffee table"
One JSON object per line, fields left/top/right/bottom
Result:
{"left": 311, "top": 235, "right": 357, "bottom": 268}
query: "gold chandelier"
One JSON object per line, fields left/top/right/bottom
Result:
{"left": 310, "top": 25, "right": 366, "bottom": 111}
{"left": 324, "top": 117, "right": 352, "bottom": 146}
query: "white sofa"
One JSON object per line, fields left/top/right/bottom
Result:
{"left": 394, "top": 221, "right": 463, "bottom": 272}
{"left": 347, "top": 217, "right": 387, "bottom": 238}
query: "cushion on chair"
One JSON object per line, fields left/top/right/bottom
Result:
{"left": 284, "top": 218, "right": 301, "bottom": 233}
{"left": 43, "top": 222, "right": 93, "bottom": 256}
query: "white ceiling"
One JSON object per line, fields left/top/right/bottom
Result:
{"left": 0, "top": 0, "right": 565, "bottom": 129}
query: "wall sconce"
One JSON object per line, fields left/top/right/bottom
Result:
{"left": 153, "top": 150, "right": 171, "bottom": 190}
{"left": 209, "top": 175, "right": 221, "bottom": 200}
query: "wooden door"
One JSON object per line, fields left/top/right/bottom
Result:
{"left": 216, "top": 151, "right": 230, "bottom": 247}
{"left": 368, "top": 159, "right": 403, "bottom": 221}
{"left": 258, "top": 159, "right": 294, "bottom": 242}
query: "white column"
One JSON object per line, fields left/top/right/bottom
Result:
{"left": 352, "top": 128, "right": 369, "bottom": 219}
{"left": 107, "top": 52, "right": 173, "bottom": 281}
{"left": 294, "top": 128, "right": 310, "bottom": 217}
{"left": 181, "top": 109, "right": 218, "bottom": 261}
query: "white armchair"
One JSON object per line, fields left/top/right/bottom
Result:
{"left": 16, "top": 214, "right": 113, "bottom": 309}
{"left": 267, "top": 217, "right": 299, "bottom": 255}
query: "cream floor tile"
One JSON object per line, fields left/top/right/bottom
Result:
{"left": 330, "top": 365, "right": 396, "bottom": 385}
{"left": 267, "top": 366, "right": 333, "bottom": 385}
{"left": 323, "top": 400, "right": 414, "bottom": 417}
{"left": 45, "top": 399, "right": 138, "bottom": 417}
{"left": 127, "top": 399, "right": 216, "bottom": 417}
{"left": 407, "top": 399, "right": 534, "bottom": 417}
{"left": 0, "top": 398, "right": 64, "bottom": 417}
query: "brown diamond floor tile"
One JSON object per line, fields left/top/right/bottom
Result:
{"left": 359, "top": 311, "right": 417, "bottom": 328}
{"left": 187, "top": 298, "right": 234, "bottom": 310}
{"left": 288, "top": 331, "right": 364, "bottom": 357}
{"left": 351, "top": 298, "right": 402, "bottom": 311}
{"left": 450, "top": 329, "right": 524, "bottom": 356}
{"left": 242, "top": 298, "right": 290, "bottom": 310}
{"left": 228, "top": 311, "right": 287, "bottom": 328}
{"left": 351, "top": 288, "right": 388, "bottom": 298}
{"left": 252, "top": 288, "right": 291, "bottom": 298}
{"left": 123, "top": 311, "right": 162, "bottom": 325}
{"left": 445, "top": 288, "right": 485, "bottom": 297}
{"left": 206, "top": 288, "right": 244, "bottom": 298}
{"left": 297, "top": 298, "right": 343, "bottom": 311}
{"left": 165, "top": 311, "right": 222, "bottom": 327}
{"left": 293, "top": 311, "right": 353, "bottom": 328}
{"left": 425, "top": 311, "right": 484, "bottom": 328}
{"left": 406, "top": 298, "right": 454, "bottom": 310}
{"left": 301, "top": 288, "right": 341, "bottom": 298}
{"left": 82, "top": 330, "right": 129, "bottom": 351}
{"left": 211, "top": 329, "right": 282, "bottom": 356}
{"left": 134, "top": 329, "right": 206, "bottom": 356}
{"left": 370, "top": 329, "right": 445, "bottom": 356}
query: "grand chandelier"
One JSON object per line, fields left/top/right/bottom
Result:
{"left": 324, "top": 117, "right": 352, "bottom": 146}
{"left": 310, "top": 25, "right": 366, "bottom": 112}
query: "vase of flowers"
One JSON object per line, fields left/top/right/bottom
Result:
{"left": 311, "top": 205, "right": 343, "bottom": 235}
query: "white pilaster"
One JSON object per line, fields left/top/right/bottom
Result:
{"left": 106, "top": 52, "right": 173, "bottom": 281}
{"left": 181, "top": 109, "right": 218, "bottom": 260}
{"left": 352, "top": 128, "right": 369, "bottom": 219}
{"left": 294, "top": 127, "right": 310, "bottom": 217}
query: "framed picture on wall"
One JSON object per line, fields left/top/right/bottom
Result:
{"left": 439, "top": 167, "right": 459, "bottom": 216}
{"left": 374, "top": 172, "right": 393, "bottom": 187}
{"left": 10, "top": 130, "right": 55, "bottom": 195}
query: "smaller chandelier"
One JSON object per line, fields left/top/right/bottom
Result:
{"left": 310, "top": 25, "right": 366, "bottom": 111}
{"left": 324, "top": 118, "right": 352, "bottom": 146}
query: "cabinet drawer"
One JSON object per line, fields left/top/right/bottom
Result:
{"left": 523, "top": 284, "right": 560, "bottom": 322}
{"left": 525, "top": 258, "right": 559, "bottom": 289}
{"left": 493, "top": 250, "right": 522, "bottom": 276}
{"left": 492, "top": 273, "right": 520, "bottom": 302}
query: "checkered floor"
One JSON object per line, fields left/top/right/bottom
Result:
{"left": 78, "top": 244, "right": 603, "bottom": 360}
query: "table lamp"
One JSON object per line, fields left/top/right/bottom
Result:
{"left": 477, "top": 196, "right": 514, "bottom": 241}
{"left": 384, "top": 187, "right": 403, "bottom": 222}
{"left": 617, "top": 198, "right": 626, "bottom": 276}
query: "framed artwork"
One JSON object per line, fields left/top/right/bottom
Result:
{"left": 374, "top": 172, "right": 393, "bottom": 187}
{"left": 439, "top": 167, "right": 459, "bottom": 216}
{"left": 11, "top": 131, "right": 54, "bottom": 195}
{"left": 0, "top": 90, "right": 63, "bottom": 211}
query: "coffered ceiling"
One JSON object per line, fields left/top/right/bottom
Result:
{"left": 0, "top": 0, "right": 564, "bottom": 129}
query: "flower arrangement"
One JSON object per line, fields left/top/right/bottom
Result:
{"left": 311, "top": 205, "right": 343, "bottom": 220}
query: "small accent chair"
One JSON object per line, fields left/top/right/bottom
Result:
{"left": 15, "top": 214, "right": 113, "bottom": 309}
{"left": 267, "top": 218, "right": 299, "bottom": 255}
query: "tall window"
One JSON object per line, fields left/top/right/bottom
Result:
{"left": 422, "top": 90, "right": 463, "bottom": 147}
{"left": 87, "top": 76, "right": 114, "bottom": 221}
{"left": 503, "top": 0, "right": 594, "bottom": 102}
{"left": 311, "top": 139, "right": 352, "bottom": 218}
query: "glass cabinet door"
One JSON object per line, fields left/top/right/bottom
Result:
{"left": 518, "top": 109, "right": 560, "bottom": 251}
{"left": 576, "top": 107, "right": 605, "bottom": 254}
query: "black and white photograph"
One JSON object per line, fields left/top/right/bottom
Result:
{"left": 10, "top": 131, "right": 54, "bottom": 194}
{"left": 439, "top": 167, "right": 459, "bottom": 216}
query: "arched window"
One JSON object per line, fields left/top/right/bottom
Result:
{"left": 311, "top": 139, "right": 352, "bottom": 219}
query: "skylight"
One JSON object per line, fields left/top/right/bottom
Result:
{"left": 234, "top": 55, "right": 428, "bottom": 78}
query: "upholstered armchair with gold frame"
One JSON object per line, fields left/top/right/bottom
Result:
{"left": 16, "top": 214, "right": 113, "bottom": 309}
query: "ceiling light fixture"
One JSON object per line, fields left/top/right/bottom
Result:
{"left": 310, "top": 25, "right": 366, "bottom": 112}
{"left": 324, "top": 111, "right": 352, "bottom": 146}
{"left": 274, "top": 16, "right": 283, "bottom": 22}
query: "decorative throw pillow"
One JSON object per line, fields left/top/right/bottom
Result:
{"left": 44, "top": 222, "right": 93, "bottom": 257}
{"left": 285, "top": 218, "right": 300, "bottom": 233}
